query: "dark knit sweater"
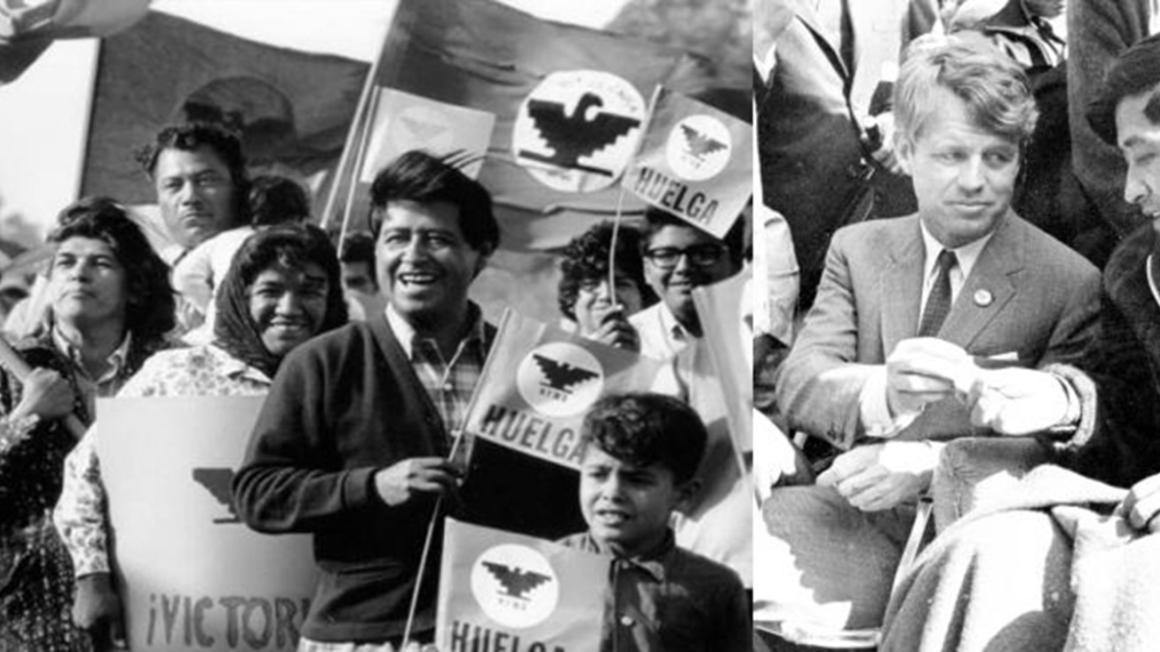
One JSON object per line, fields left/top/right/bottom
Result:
{"left": 233, "top": 313, "right": 453, "bottom": 642}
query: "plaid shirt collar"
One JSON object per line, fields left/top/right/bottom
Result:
{"left": 385, "top": 302, "right": 489, "bottom": 436}
{"left": 384, "top": 302, "right": 488, "bottom": 359}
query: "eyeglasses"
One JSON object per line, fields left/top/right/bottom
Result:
{"left": 643, "top": 244, "right": 727, "bottom": 269}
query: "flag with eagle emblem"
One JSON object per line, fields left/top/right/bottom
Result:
{"left": 327, "top": 0, "right": 716, "bottom": 251}
{"left": 436, "top": 518, "right": 607, "bottom": 652}
{"left": 623, "top": 86, "right": 753, "bottom": 239}
{"left": 461, "top": 309, "right": 665, "bottom": 470}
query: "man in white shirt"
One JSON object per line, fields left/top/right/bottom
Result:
{"left": 630, "top": 207, "right": 745, "bottom": 362}
{"left": 755, "top": 34, "right": 1100, "bottom": 647}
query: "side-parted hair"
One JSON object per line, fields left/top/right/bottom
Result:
{"left": 135, "top": 122, "right": 250, "bottom": 225}
{"left": 214, "top": 223, "right": 348, "bottom": 378}
{"left": 557, "top": 222, "right": 656, "bottom": 321}
{"left": 1087, "top": 33, "right": 1160, "bottom": 146}
{"left": 894, "top": 33, "right": 1038, "bottom": 147}
{"left": 639, "top": 207, "right": 746, "bottom": 269}
{"left": 580, "top": 392, "right": 707, "bottom": 485}
{"left": 367, "top": 150, "right": 499, "bottom": 254}
{"left": 49, "top": 197, "right": 176, "bottom": 346}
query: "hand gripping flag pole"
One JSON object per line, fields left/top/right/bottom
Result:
{"left": 401, "top": 420, "right": 472, "bottom": 648}
{"left": 0, "top": 338, "right": 86, "bottom": 439}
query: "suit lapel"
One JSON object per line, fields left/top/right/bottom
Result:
{"left": 793, "top": 0, "right": 852, "bottom": 81}
{"left": 880, "top": 218, "right": 924, "bottom": 354}
{"left": 938, "top": 214, "right": 1023, "bottom": 349}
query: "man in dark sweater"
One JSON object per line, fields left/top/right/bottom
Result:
{"left": 233, "top": 150, "right": 500, "bottom": 649}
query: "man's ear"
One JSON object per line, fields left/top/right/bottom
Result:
{"left": 472, "top": 245, "right": 494, "bottom": 279}
{"left": 895, "top": 135, "right": 914, "bottom": 177}
{"left": 674, "top": 478, "right": 702, "bottom": 510}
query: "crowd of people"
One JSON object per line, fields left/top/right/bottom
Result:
{"left": 0, "top": 90, "right": 754, "bottom": 649}
{"left": 757, "top": 0, "right": 1160, "bottom": 650}
{"left": 6, "top": 0, "right": 1160, "bottom": 649}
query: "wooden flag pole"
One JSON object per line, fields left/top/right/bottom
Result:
{"left": 337, "top": 85, "right": 384, "bottom": 249}
{"left": 0, "top": 338, "right": 86, "bottom": 439}
{"left": 401, "top": 425, "right": 469, "bottom": 648}
{"left": 320, "top": 4, "right": 393, "bottom": 231}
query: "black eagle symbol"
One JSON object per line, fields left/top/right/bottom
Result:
{"left": 191, "top": 468, "right": 240, "bottom": 524}
{"left": 519, "top": 92, "right": 640, "bottom": 175}
{"left": 679, "top": 124, "right": 728, "bottom": 162}
{"left": 532, "top": 354, "right": 599, "bottom": 393}
{"left": 482, "top": 561, "right": 552, "bottom": 600}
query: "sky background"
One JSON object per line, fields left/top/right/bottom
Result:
{"left": 0, "top": 0, "right": 633, "bottom": 246}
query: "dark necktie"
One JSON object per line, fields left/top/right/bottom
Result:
{"left": 839, "top": 0, "right": 856, "bottom": 77}
{"left": 918, "top": 249, "right": 957, "bottom": 337}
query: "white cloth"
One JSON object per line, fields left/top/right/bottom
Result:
{"left": 859, "top": 224, "right": 995, "bottom": 434}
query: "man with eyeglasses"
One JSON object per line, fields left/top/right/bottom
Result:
{"left": 627, "top": 206, "right": 752, "bottom": 597}
{"left": 630, "top": 207, "right": 746, "bottom": 361}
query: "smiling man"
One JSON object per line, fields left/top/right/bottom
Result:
{"left": 756, "top": 34, "right": 1101, "bottom": 647}
{"left": 630, "top": 207, "right": 745, "bottom": 360}
{"left": 233, "top": 150, "right": 499, "bottom": 650}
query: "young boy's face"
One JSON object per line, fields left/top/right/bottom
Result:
{"left": 579, "top": 446, "right": 691, "bottom": 558}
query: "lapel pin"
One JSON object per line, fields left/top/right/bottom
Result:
{"left": 974, "top": 289, "right": 993, "bottom": 307}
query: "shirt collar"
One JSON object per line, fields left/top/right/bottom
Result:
{"left": 658, "top": 303, "right": 691, "bottom": 346}
{"left": 385, "top": 302, "right": 487, "bottom": 359}
{"left": 579, "top": 529, "right": 676, "bottom": 582}
{"left": 160, "top": 243, "right": 189, "bottom": 268}
{"left": 52, "top": 326, "right": 133, "bottom": 381}
{"left": 919, "top": 221, "right": 994, "bottom": 284}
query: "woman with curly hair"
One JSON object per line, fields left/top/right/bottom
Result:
{"left": 55, "top": 223, "right": 347, "bottom": 649}
{"left": 557, "top": 221, "right": 656, "bottom": 351}
{"left": 40, "top": 196, "right": 177, "bottom": 414}
{"left": 1, "top": 196, "right": 176, "bottom": 650}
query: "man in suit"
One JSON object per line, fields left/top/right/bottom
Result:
{"left": 757, "top": 0, "right": 929, "bottom": 309}
{"left": 753, "top": 34, "right": 1100, "bottom": 647}
{"left": 881, "top": 32, "right": 1160, "bottom": 649}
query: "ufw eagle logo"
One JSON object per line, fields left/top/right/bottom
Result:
{"left": 680, "top": 123, "right": 728, "bottom": 162}
{"left": 519, "top": 92, "right": 640, "bottom": 176}
{"left": 482, "top": 561, "right": 552, "bottom": 600}
{"left": 192, "top": 467, "right": 239, "bottom": 524}
{"left": 532, "top": 353, "right": 599, "bottom": 395}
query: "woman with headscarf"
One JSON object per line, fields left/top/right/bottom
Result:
{"left": 1, "top": 195, "right": 175, "bottom": 651}
{"left": 54, "top": 223, "right": 347, "bottom": 649}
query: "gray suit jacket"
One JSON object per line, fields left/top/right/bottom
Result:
{"left": 775, "top": 212, "right": 1101, "bottom": 449}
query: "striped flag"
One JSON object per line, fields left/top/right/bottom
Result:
{"left": 358, "top": 88, "right": 495, "bottom": 182}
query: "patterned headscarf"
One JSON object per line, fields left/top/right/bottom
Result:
{"left": 213, "top": 224, "right": 348, "bottom": 378}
